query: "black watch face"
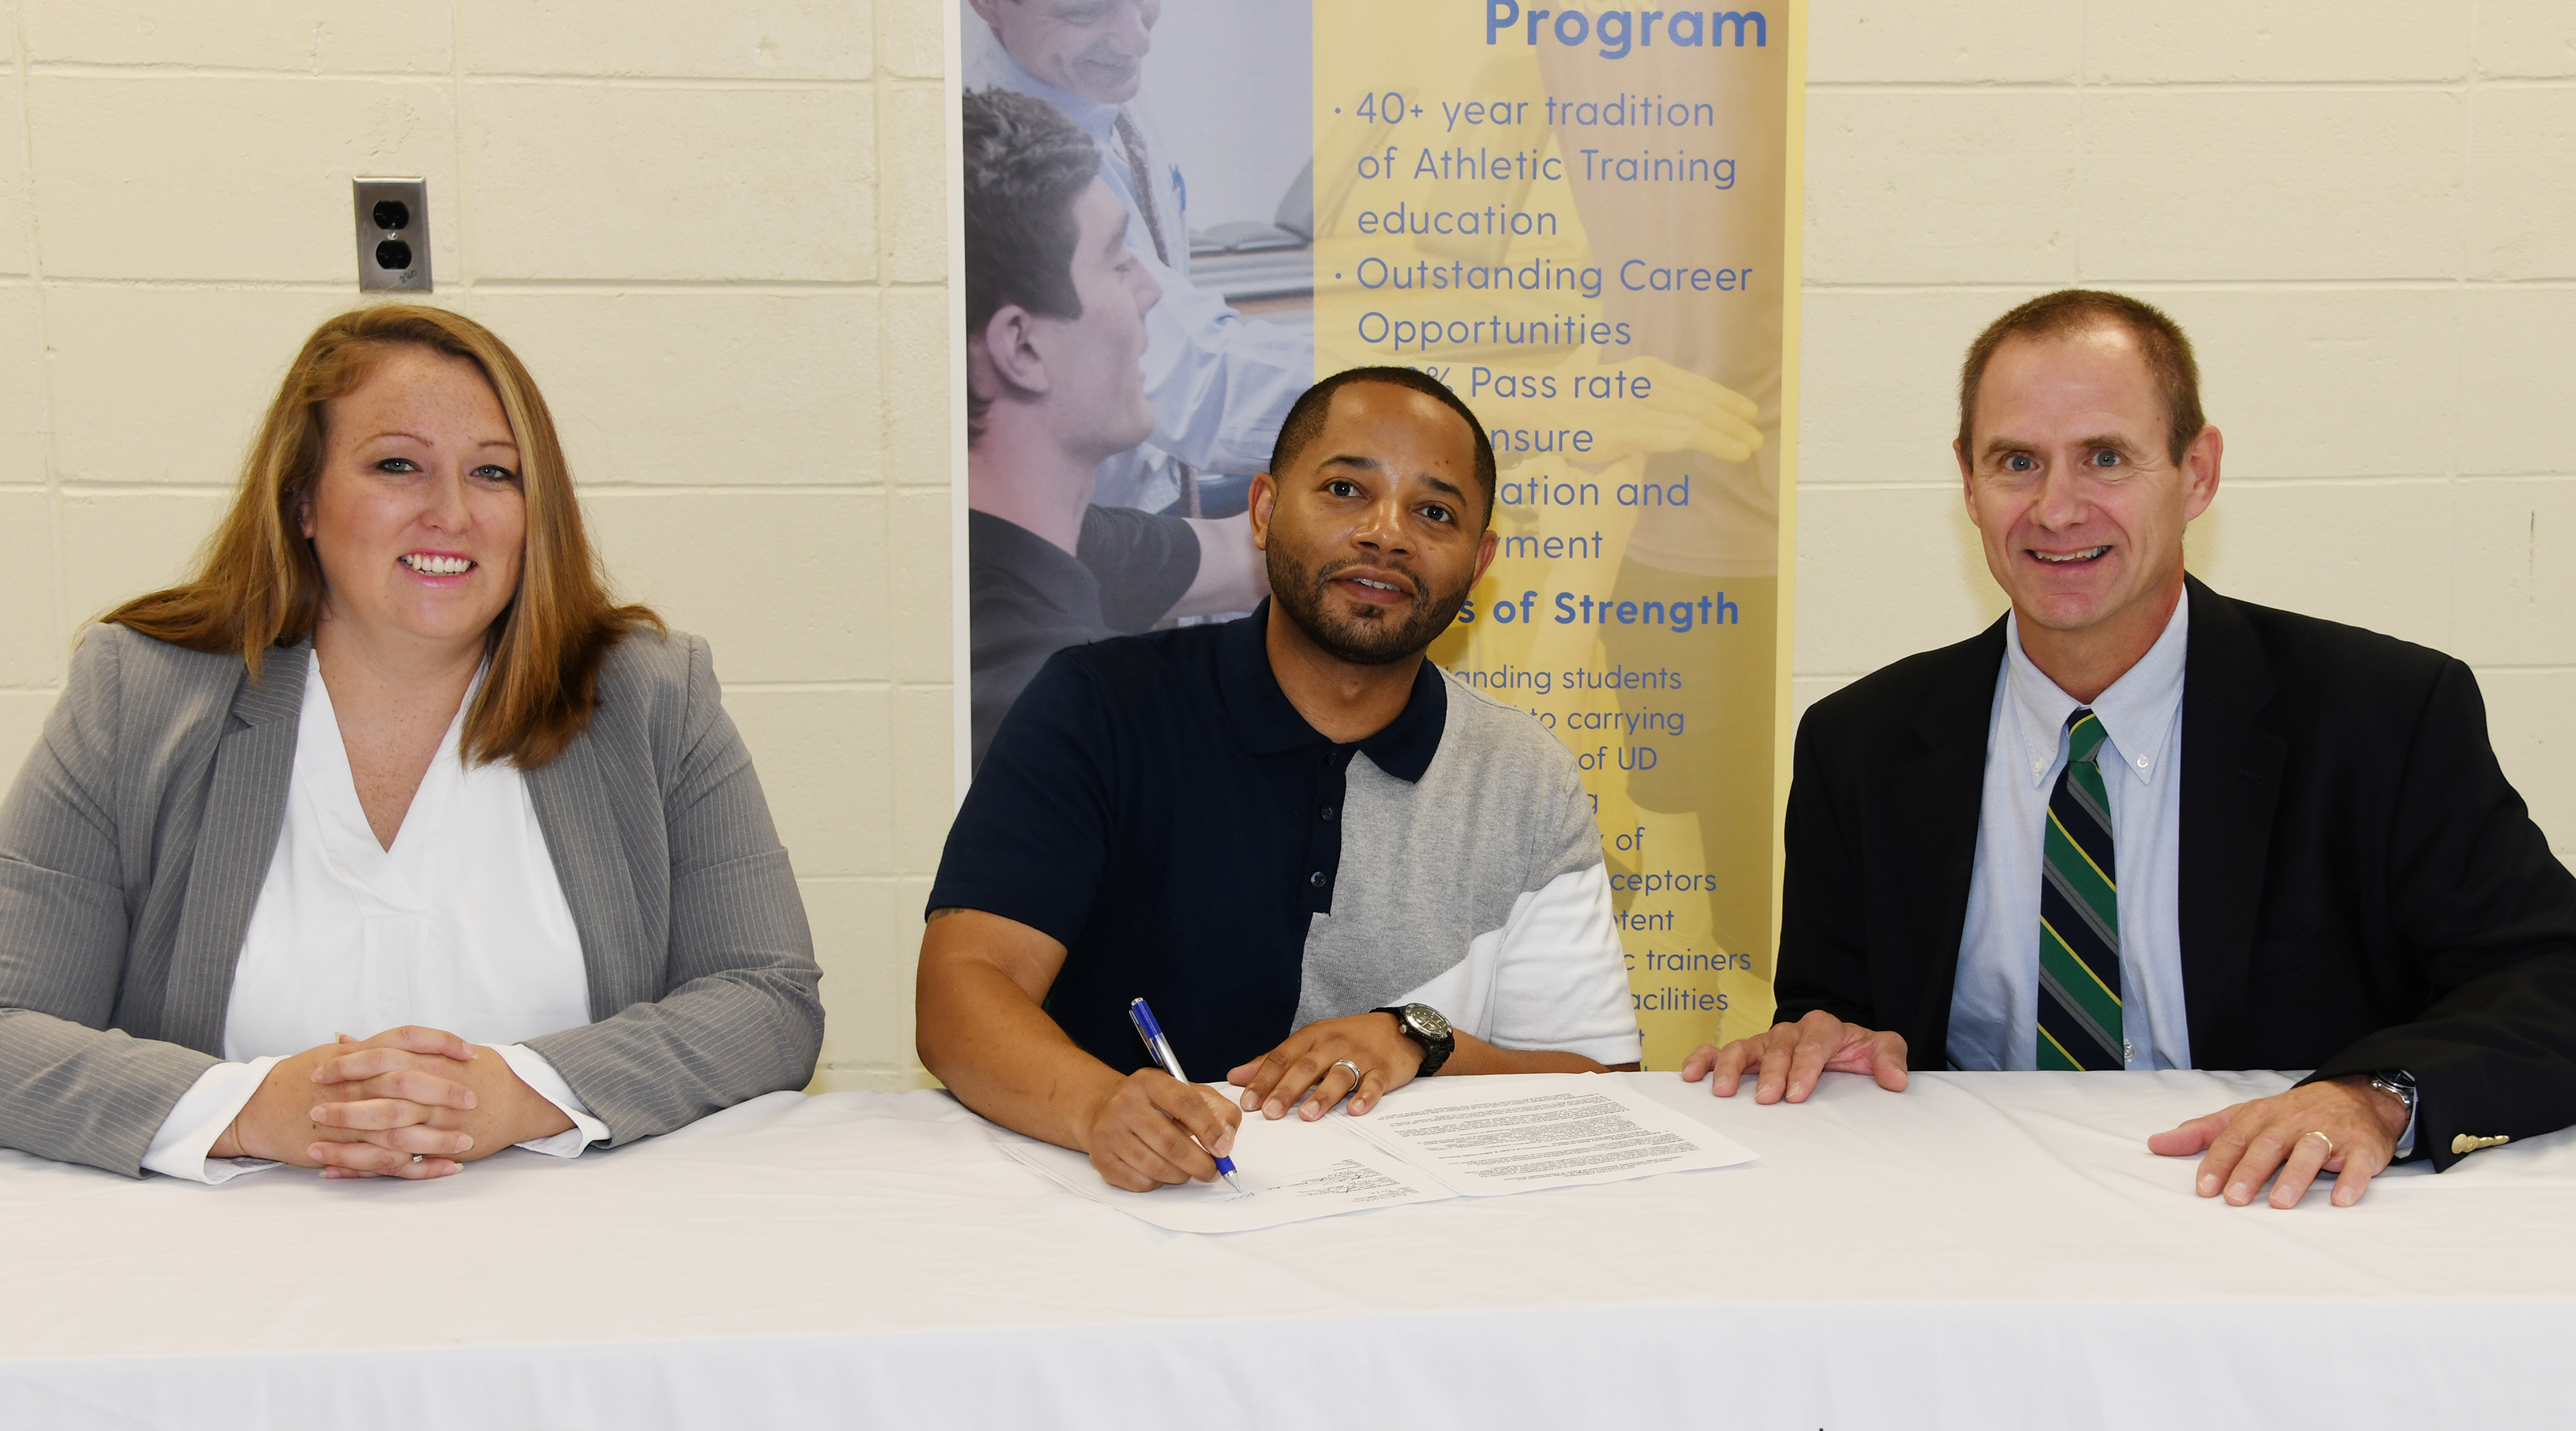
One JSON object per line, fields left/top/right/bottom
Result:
{"left": 1406, "top": 1004, "right": 1454, "bottom": 1043}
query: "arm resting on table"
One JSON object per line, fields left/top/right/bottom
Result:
{"left": 2308, "top": 956, "right": 2576, "bottom": 1169}
{"left": 2305, "top": 661, "right": 2576, "bottom": 1170}
{"left": 528, "top": 637, "right": 822, "bottom": 1144}
{"left": 1771, "top": 705, "right": 1885, "bottom": 1031}
{"left": 0, "top": 631, "right": 222, "bottom": 1176}
{"left": 1439, "top": 1036, "right": 1626, "bottom": 1077}
{"left": 915, "top": 908, "right": 1127, "bottom": 1152}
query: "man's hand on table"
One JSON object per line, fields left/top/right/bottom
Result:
{"left": 1227, "top": 1011, "right": 1427, "bottom": 1120}
{"left": 1083, "top": 1070, "right": 1242, "bottom": 1192}
{"left": 2149, "top": 1075, "right": 2409, "bottom": 1209}
{"left": 1678, "top": 1010, "right": 1910, "bottom": 1103}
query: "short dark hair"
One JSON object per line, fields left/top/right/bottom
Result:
{"left": 1958, "top": 289, "right": 2207, "bottom": 465}
{"left": 961, "top": 87, "right": 1100, "bottom": 435}
{"left": 1268, "top": 367, "right": 1499, "bottom": 526}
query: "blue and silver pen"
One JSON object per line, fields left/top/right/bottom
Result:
{"left": 1127, "top": 997, "right": 1245, "bottom": 1193}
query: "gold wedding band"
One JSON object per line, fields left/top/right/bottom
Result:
{"left": 2304, "top": 1129, "right": 2336, "bottom": 1156}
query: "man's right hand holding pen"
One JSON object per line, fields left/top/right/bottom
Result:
{"left": 1084, "top": 1071, "right": 1241, "bottom": 1193}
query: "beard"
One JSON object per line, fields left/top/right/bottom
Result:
{"left": 1267, "top": 548, "right": 1473, "bottom": 666}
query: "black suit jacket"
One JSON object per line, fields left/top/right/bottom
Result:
{"left": 1777, "top": 576, "right": 2576, "bottom": 1170}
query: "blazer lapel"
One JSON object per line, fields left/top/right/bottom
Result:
{"left": 161, "top": 646, "right": 309, "bottom": 1054}
{"left": 1893, "top": 618, "right": 2008, "bottom": 1051}
{"left": 525, "top": 731, "right": 657, "bottom": 1021}
{"left": 2176, "top": 577, "right": 2287, "bottom": 1067}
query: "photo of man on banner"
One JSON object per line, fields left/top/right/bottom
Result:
{"left": 960, "top": 0, "right": 1317, "bottom": 762}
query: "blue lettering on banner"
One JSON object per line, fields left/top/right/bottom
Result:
{"left": 1456, "top": 590, "right": 1735, "bottom": 631}
{"left": 1631, "top": 987, "right": 1728, "bottom": 1012}
{"left": 1488, "top": 2, "right": 1767, "bottom": 51}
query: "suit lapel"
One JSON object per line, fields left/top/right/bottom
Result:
{"left": 161, "top": 646, "right": 309, "bottom": 1054}
{"left": 525, "top": 729, "right": 657, "bottom": 1021}
{"left": 1894, "top": 618, "right": 2008, "bottom": 1051}
{"left": 2176, "top": 577, "right": 2286, "bottom": 1067}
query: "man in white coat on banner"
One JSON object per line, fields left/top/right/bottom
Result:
{"left": 964, "top": 0, "right": 1314, "bottom": 517}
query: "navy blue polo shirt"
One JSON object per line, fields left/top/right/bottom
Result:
{"left": 927, "top": 601, "right": 1447, "bottom": 1079}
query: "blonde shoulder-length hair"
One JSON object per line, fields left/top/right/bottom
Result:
{"left": 104, "top": 303, "right": 660, "bottom": 770}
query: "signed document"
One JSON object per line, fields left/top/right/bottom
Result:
{"left": 987, "top": 1073, "right": 1754, "bottom": 1234}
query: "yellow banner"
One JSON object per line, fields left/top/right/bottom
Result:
{"left": 1313, "top": 1, "right": 1803, "bottom": 1066}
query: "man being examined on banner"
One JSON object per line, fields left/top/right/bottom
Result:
{"left": 1678, "top": 290, "right": 2576, "bottom": 1209}
{"left": 919, "top": 367, "right": 1642, "bottom": 1192}
{"left": 964, "top": 88, "right": 1267, "bottom": 768}
{"left": 965, "top": 0, "right": 1312, "bottom": 517}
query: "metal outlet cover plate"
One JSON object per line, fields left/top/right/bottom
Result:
{"left": 354, "top": 178, "right": 432, "bottom": 293}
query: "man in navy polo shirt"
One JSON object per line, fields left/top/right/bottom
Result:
{"left": 919, "top": 367, "right": 1643, "bottom": 1192}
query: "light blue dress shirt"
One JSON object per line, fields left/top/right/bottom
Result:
{"left": 1950, "top": 592, "right": 2192, "bottom": 1071}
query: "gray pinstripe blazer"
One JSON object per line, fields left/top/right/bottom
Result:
{"left": 0, "top": 623, "right": 823, "bottom": 1177}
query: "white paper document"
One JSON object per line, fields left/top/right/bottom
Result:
{"left": 1339, "top": 1078, "right": 1750, "bottom": 1195}
{"left": 994, "top": 1109, "right": 1451, "bottom": 1234}
{"left": 987, "top": 1074, "right": 1754, "bottom": 1233}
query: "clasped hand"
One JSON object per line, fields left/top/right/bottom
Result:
{"left": 211, "top": 1025, "right": 567, "bottom": 1181}
{"left": 1079, "top": 1013, "right": 1425, "bottom": 1193}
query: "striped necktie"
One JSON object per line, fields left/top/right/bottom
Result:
{"left": 1112, "top": 108, "right": 1172, "bottom": 267}
{"left": 2037, "top": 708, "right": 2124, "bottom": 1070}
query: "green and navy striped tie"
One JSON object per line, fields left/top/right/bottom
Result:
{"left": 2037, "top": 709, "right": 2124, "bottom": 1070}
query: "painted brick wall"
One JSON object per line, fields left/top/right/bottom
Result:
{"left": 1795, "top": 1, "right": 2576, "bottom": 866}
{"left": 0, "top": 2, "right": 2569, "bottom": 1088}
{"left": 0, "top": 0, "right": 952, "bottom": 1091}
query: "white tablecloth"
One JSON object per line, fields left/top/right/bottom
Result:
{"left": 6, "top": 1070, "right": 2573, "bottom": 1429}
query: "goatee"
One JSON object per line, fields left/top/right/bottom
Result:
{"left": 1269, "top": 553, "right": 1470, "bottom": 665}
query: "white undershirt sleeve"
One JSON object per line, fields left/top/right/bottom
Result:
{"left": 494, "top": 1043, "right": 610, "bottom": 1157}
{"left": 1478, "top": 864, "right": 1643, "bottom": 1066}
{"left": 139, "top": 1057, "right": 284, "bottom": 1184}
{"left": 1391, "top": 866, "right": 1643, "bottom": 1066}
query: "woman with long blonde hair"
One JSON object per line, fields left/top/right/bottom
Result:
{"left": 0, "top": 305, "right": 821, "bottom": 1181}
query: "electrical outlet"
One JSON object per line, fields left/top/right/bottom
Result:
{"left": 354, "top": 178, "right": 432, "bottom": 292}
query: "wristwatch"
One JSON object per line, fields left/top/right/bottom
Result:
{"left": 1373, "top": 1003, "right": 1456, "bottom": 1078}
{"left": 2369, "top": 1070, "right": 2419, "bottom": 1124}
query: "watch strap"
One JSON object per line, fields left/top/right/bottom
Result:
{"left": 1373, "top": 1004, "right": 1454, "bottom": 1078}
{"left": 2370, "top": 1070, "right": 2420, "bottom": 1159}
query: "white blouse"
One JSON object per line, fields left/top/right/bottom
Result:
{"left": 140, "top": 661, "right": 608, "bottom": 1182}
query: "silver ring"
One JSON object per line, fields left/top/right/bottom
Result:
{"left": 2304, "top": 1129, "right": 2336, "bottom": 1156}
{"left": 1331, "top": 1058, "right": 1363, "bottom": 1088}
{"left": 411, "top": 1153, "right": 424, "bottom": 1164}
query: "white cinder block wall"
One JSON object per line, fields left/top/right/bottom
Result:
{"left": 1796, "top": 0, "right": 2576, "bottom": 875}
{"left": 0, "top": 2, "right": 2567, "bottom": 1081}
{"left": 0, "top": 0, "right": 953, "bottom": 1091}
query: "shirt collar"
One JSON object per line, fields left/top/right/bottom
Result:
{"left": 1217, "top": 601, "right": 1449, "bottom": 782}
{"left": 2002, "top": 586, "right": 2190, "bottom": 789}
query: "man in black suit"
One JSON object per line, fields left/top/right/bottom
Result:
{"left": 1682, "top": 290, "right": 2576, "bottom": 1209}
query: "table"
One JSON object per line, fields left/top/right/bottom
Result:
{"left": 6, "top": 1070, "right": 2573, "bottom": 1429}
